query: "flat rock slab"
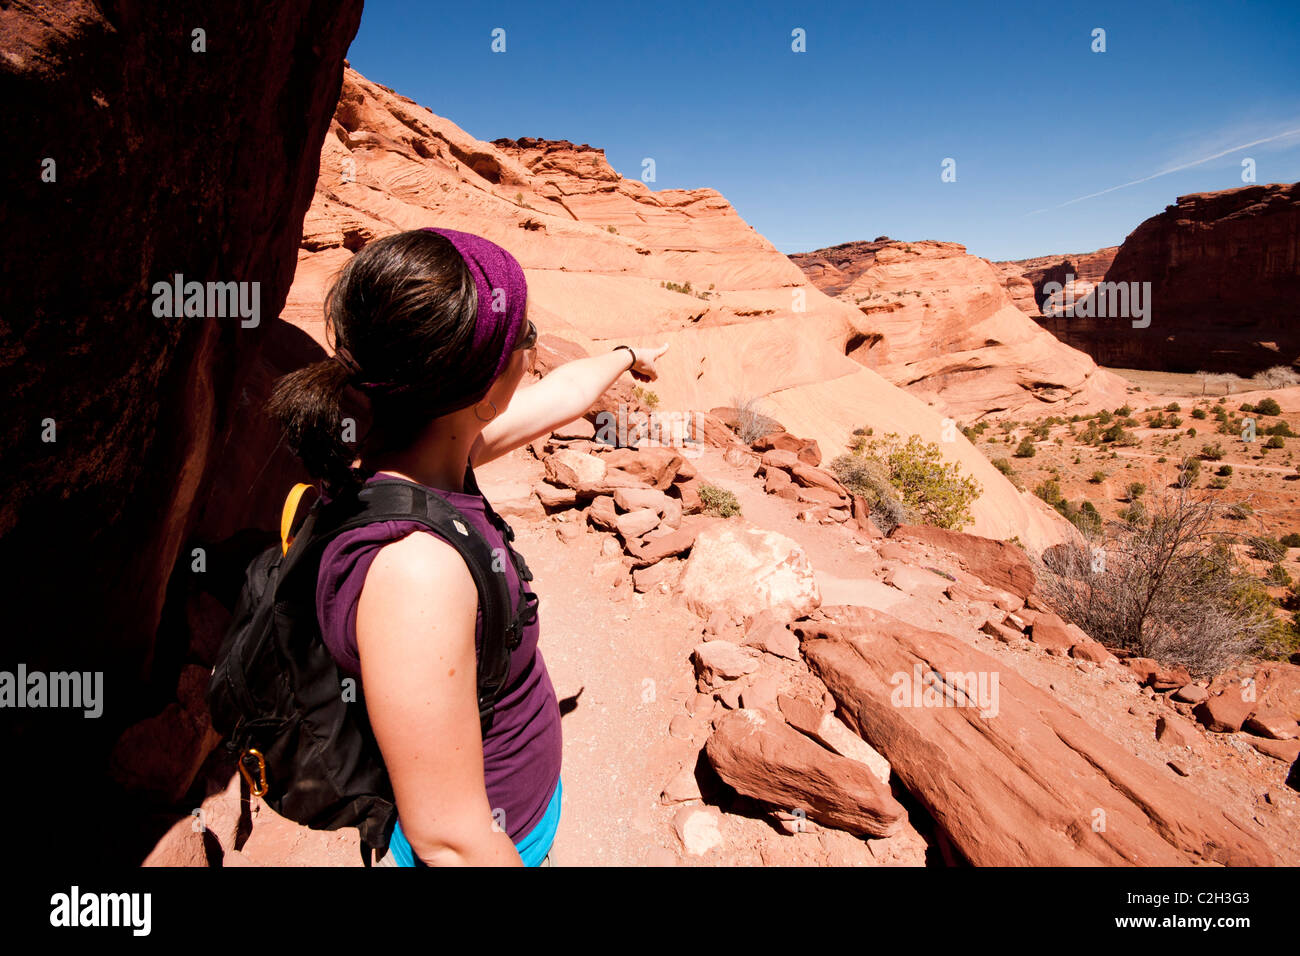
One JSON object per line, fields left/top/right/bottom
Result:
{"left": 796, "top": 605, "right": 1275, "bottom": 866}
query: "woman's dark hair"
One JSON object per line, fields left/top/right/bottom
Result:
{"left": 267, "top": 229, "right": 482, "bottom": 492}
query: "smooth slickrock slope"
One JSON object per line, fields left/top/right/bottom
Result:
{"left": 789, "top": 240, "right": 1129, "bottom": 420}
{"left": 284, "top": 68, "right": 1075, "bottom": 549}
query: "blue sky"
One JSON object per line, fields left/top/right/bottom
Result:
{"left": 348, "top": 0, "right": 1300, "bottom": 261}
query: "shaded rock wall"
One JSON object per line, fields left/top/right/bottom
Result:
{"left": 0, "top": 0, "right": 361, "bottom": 861}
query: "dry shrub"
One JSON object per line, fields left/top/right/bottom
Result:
{"left": 1036, "top": 486, "right": 1276, "bottom": 679}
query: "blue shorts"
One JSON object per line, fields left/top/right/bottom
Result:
{"left": 380, "top": 776, "right": 562, "bottom": 867}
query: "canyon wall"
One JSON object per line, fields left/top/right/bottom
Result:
{"left": 1000, "top": 184, "right": 1300, "bottom": 373}
{"left": 0, "top": 0, "right": 362, "bottom": 860}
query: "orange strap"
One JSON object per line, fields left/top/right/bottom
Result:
{"left": 280, "top": 483, "right": 316, "bottom": 556}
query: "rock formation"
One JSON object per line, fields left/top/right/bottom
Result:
{"left": 0, "top": 0, "right": 362, "bottom": 861}
{"left": 995, "top": 247, "right": 1119, "bottom": 318}
{"left": 285, "top": 68, "right": 1079, "bottom": 549}
{"left": 1012, "top": 183, "right": 1300, "bottom": 374}
{"left": 789, "top": 240, "right": 1129, "bottom": 420}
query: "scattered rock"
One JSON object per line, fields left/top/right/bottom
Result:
{"left": 693, "top": 641, "right": 761, "bottom": 687}
{"left": 679, "top": 524, "right": 821, "bottom": 625}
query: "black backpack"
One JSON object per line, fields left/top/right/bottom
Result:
{"left": 206, "top": 469, "right": 538, "bottom": 864}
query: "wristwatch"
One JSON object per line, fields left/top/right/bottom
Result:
{"left": 612, "top": 344, "right": 637, "bottom": 372}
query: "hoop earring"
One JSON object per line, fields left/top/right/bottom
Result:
{"left": 475, "top": 399, "right": 498, "bottom": 422}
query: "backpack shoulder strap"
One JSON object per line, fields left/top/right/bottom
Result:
{"left": 315, "top": 478, "right": 516, "bottom": 736}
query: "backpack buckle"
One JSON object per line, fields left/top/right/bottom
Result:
{"left": 238, "top": 748, "right": 269, "bottom": 797}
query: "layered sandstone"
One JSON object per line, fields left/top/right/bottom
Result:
{"left": 284, "top": 68, "right": 1078, "bottom": 549}
{"left": 995, "top": 246, "right": 1119, "bottom": 318}
{"left": 1013, "top": 184, "right": 1300, "bottom": 373}
{"left": 789, "top": 240, "right": 1129, "bottom": 419}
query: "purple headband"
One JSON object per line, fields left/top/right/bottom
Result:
{"left": 424, "top": 226, "right": 528, "bottom": 385}
{"left": 344, "top": 227, "right": 528, "bottom": 412}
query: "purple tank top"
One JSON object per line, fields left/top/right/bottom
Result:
{"left": 315, "top": 472, "right": 563, "bottom": 842}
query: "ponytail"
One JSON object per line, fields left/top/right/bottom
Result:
{"left": 266, "top": 358, "right": 363, "bottom": 494}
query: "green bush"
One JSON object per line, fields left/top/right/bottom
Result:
{"left": 1013, "top": 437, "right": 1037, "bottom": 458}
{"left": 1266, "top": 563, "right": 1293, "bottom": 588}
{"left": 1217, "top": 464, "right": 1233, "bottom": 476}
{"left": 1265, "top": 435, "right": 1285, "bottom": 449}
{"left": 1207, "top": 476, "right": 1230, "bottom": 489}
{"left": 1280, "top": 532, "right": 1300, "bottom": 548}
{"left": 698, "top": 483, "right": 741, "bottom": 518}
{"left": 1126, "top": 481, "right": 1146, "bottom": 501}
{"left": 1200, "top": 442, "right": 1225, "bottom": 460}
{"left": 832, "top": 432, "right": 981, "bottom": 531}
{"left": 1089, "top": 470, "right": 1107, "bottom": 484}
{"left": 1191, "top": 407, "right": 1207, "bottom": 420}
{"left": 1255, "top": 397, "right": 1281, "bottom": 416}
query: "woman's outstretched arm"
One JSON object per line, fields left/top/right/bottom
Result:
{"left": 356, "top": 531, "right": 523, "bottom": 866}
{"left": 471, "top": 343, "right": 669, "bottom": 466}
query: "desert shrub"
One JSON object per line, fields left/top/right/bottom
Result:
{"left": 1116, "top": 404, "right": 1133, "bottom": 416}
{"left": 1186, "top": 428, "right": 1197, "bottom": 437}
{"left": 1097, "top": 409, "right": 1114, "bottom": 425}
{"left": 730, "top": 394, "right": 776, "bottom": 444}
{"left": 1118, "top": 501, "right": 1147, "bottom": 525}
{"left": 1240, "top": 402, "right": 1255, "bottom": 413}
{"left": 1255, "top": 397, "right": 1281, "bottom": 416}
{"left": 1281, "top": 532, "right": 1300, "bottom": 548}
{"left": 1036, "top": 488, "right": 1275, "bottom": 677}
{"left": 1265, "top": 435, "right": 1285, "bottom": 449}
{"left": 832, "top": 432, "right": 981, "bottom": 531}
{"left": 1178, "top": 457, "right": 1201, "bottom": 486}
{"left": 991, "top": 457, "right": 1022, "bottom": 490}
{"left": 1248, "top": 535, "right": 1287, "bottom": 562}
{"left": 1200, "top": 442, "right": 1225, "bottom": 460}
{"left": 1265, "top": 421, "right": 1296, "bottom": 437}
{"left": 1089, "top": 470, "right": 1106, "bottom": 484}
{"left": 1013, "top": 437, "right": 1036, "bottom": 458}
{"left": 1191, "top": 407, "right": 1207, "bottom": 420}
{"left": 1208, "top": 476, "right": 1230, "bottom": 490}
{"left": 1265, "top": 563, "right": 1293, "bottom": 588}
{"left": 830, "top": 453, "right": 908, "bottom": 533}
{"left": 1217, "top": 464, "right": 1233, "bottom": 476}
{"left": 1126, "top": 481, "right": 1146, "bottom": 501}
{"left": 1165, "top": 402, "right": 1181, "bottom": 412}
{"left": 632, "top": 386, "right": 660, "bottom": 409}
{"left": 1033, "top": 478, "right": 1064, "bottom": 507}
{"left": 698, "top": 483, "right": 741, "bottom": 518}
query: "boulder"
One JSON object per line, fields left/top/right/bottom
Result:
{"left": 615, "top": 508, "right": 660, "bottom": 540}
{"left": 764, "top": 467, "right": 797, "bottom": 498}
{"left": 1243, "top": 713, "right": 1299, "bottom": 740}
{"left": 788, "top": 461, "right": 846, "bottom": 496}
{"left": 704, "top": 709, "right": 905, "bottom": 837}
{"left": 797, "top": 605, "right": 1275, "bottom": 865}
{"left": 602, "top": 447, "right": 683, "bottom": 490}
{"left": 693, "top": 641, "right": 761, "bottom": 686}
{"left": 1027, "top": 611, "right": 1082, "bottom": 657}
{"left": 777, "top": 693, "right": 892, "bottom": 786}
{"left": 753, "top": 431, "right": 821, "bottom": 466}
{"left": 536, "top": 481, "right": 578, "bottom": 509}
{"left": 545, "top": 448, "right": 607, "bottom": 492}
{"left": 742, "top": 614, "right": 801, "bottom": 661}
{"left": 759, "top": 449, "right": 800, "bottom": 472}
{"left": 587, "top": 494, "right": 619, "bottom": 531}
{"left": 679, "top": 524, "right": 821, "bottom": 625}
{"left": 625, "top": 516, "right": 707, "bottom": 567}
{"left": 613, "top": 486, "right": 672, "bottom": 514}
{"left": 890, "top": 525, "right": 1035, "bottom": 598}
{"left": 673, "top": 805, "right": 723, "bottom": 856}
{"left": 673, "top": 478, "right": 704, "bottom": 514}
{"left": 1193, "top": 693, "right": 1257, "bottom": 733}
{"left": 1155, "top": 714, "right": 1198, "bottom": 750}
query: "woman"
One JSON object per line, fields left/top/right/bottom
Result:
{"left": 267, "top": 227, "right": 667, "bottom": 866}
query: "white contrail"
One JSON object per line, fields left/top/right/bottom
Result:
{"left": 1027, "top": 125, "right": 1300, "bottom": 215}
